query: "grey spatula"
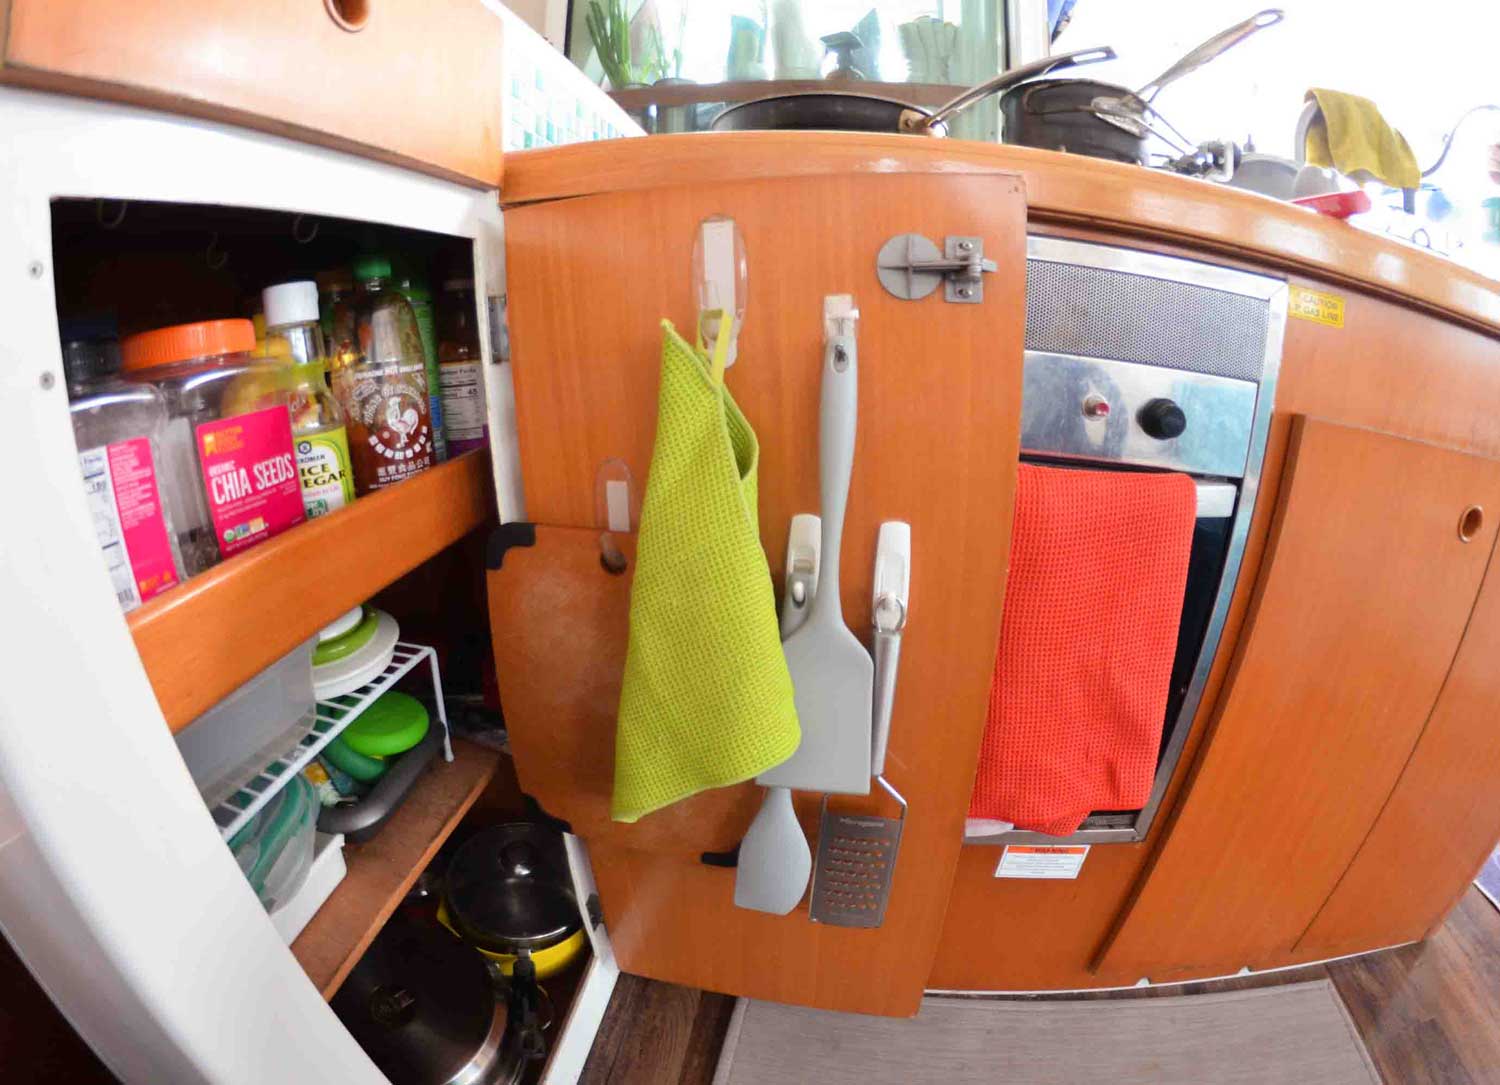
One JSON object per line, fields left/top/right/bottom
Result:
{"left": 734, "top": 516, "right": 819, "bottom": 915}
{"left": 757, "top": 303, "right": 873, "bottom": 797}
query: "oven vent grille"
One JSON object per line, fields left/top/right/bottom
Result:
{"left": 1026, "top": 258, "right": 1270, "bottom": 383}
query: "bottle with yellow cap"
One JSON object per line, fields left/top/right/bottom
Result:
{"left": 263, "top": 281, "right": 357, "bottom": 519}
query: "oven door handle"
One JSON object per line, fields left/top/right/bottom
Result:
{"left": 1195, "top": 481, "right": 1237, "bottom": 519}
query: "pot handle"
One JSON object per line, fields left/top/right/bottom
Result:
{"left": 902, "top": 45, "right": 1117, "bottom": 134}
{"left": 1136, "top": 9, "right": 1284, "bottom": 102}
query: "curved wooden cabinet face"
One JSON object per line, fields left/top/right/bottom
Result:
{"left": 1094, "top": 416, "right": 1500, "bottom": 983}
{"left": 1, "top": 0, "right": 503, "bottom": 186}
{"left": 495, "top": 169, "right": 1028, "bottom": 1015}
{"left": 1292, "top": 539, "right": 1500, "bottom": 961}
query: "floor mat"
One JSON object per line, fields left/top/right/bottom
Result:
{"left": 713, "top": 979, "right": 1380, "bottom": 1085}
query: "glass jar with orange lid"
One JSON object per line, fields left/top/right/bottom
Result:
{"left": 121, "top": 318, "right": 304, "bottom": 575}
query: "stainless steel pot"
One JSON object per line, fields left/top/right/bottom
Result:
{"left": 711, "top": 46, "right": 1115, "bottom": 135}
{"left": 332, "top": 913, "right": 524, "bottom": 1085}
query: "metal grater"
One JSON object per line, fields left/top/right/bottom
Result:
{"left": 809, "top": 777, "right": 906, "bottom": 928}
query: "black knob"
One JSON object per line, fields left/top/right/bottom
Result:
{"left": 1138, "top": 398, "right": 1187, "bottom": 440}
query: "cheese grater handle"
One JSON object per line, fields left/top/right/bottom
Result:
{"left": 871, "top": 629, "right": 901, "bottom": 777}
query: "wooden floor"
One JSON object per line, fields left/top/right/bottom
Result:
{"left": 580, "top": 887, "right": 1500, "bottom": 1085}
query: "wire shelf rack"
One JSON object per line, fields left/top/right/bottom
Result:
{"left": 210, "top": 642, "right": 451, "bottom": 840}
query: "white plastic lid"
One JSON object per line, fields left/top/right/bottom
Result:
{"left": 262, "top": 281, "right": 320, "bottom": 329}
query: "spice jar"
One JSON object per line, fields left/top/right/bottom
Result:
{"left": 122, "top": 319, "right": 303, "bottom": 574}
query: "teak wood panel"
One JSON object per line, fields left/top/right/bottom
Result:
{"left": 130, "top": 450, "right": 491, "bottom": 732}
{"left": 501, "top": 133, "right": 1500, "bottom": 338}
{"left": 498, "top": 170, "right": 1028, "bottom": 1015}
{"left": 1094, "top": 417, "right": 1500, "bottom": 983}
{"left": 1, "top": 0, "right": 503, "bottom": 187}
{"left": 1293, "top": 535, "right": 1500, "bottom": 961}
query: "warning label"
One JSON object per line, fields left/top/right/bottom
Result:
{"left": 1288, "top": 285, "right": 1345, "bottom": 327}
{"left": 995, "top": 844, "right": 1090, "bottom": 880}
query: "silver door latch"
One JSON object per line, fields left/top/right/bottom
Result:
{"left": 875, "top": 233, "right": 997, "bottom": 303}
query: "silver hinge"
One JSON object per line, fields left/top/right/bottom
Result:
{"left": 876, "top": 234, "right": 998, "bottom": 303}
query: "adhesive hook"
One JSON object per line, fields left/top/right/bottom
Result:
{"left": 693, "top": 215, "right": 747, "bottom": 368}
{"left": 291, "top": 214, "right": 320, "bottom": 244}
{"left": 205, "top": 232, "right": 228, "bottom": 271}
{"left": 595, "top": 458, "right": 635, "bottom": 574}
{"left": 94, "top": 199, "right": 128, "bottom": 229}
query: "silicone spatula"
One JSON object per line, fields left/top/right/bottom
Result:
{"left": 735, "top": 516, "right": 820, "bottom": 914}
{"left": 758, "top": 302, "right": 873, "bottom": 796}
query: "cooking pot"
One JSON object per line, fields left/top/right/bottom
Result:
{"left": 1000, "top": 9, "right": 1284, "bottom": 164}
{"left": 711, "top": 46, "right": 1115, "bottom": 135}
{"left": 1000, "top": 78, "right": 1149, "bottom": 164}
{"left": 441, "top": 822, "right": 586, "bottom": 980}
{"left": 332, "top": 913, "right": 524, "bottom": 1085}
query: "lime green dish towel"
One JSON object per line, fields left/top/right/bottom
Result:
{"left": 613, "top": 320, "right": 799, "bottom": 823}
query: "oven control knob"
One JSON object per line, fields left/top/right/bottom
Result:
{"left": 1138, "top": 398, "right": 1187, "bottom": 440}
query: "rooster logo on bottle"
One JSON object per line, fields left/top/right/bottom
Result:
{"left": 384, "top": 396, "right": 422, "bottom": 449}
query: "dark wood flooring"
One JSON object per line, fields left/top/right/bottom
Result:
{"left": 579, "top": 887, "right": 1500, "bottom": 1085}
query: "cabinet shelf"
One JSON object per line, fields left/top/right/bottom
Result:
{"left": 128, "top": 450, "right": 492, "bottom": 733}
{"left": 291, "top": 738, "right": 502, "bottom": 999}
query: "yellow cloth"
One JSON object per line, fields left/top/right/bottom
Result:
{"left": 1303, "top": 88, "right": 1420, "bottom": 190}
{"left": 612, "top": 320, "right": 799, "bottom": 823}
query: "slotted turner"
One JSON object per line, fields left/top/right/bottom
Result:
{"left": 810, "top": 522, "right": 910, "bottom": 928}
{"left": 757, "top": 299, "right": 873, "bottom": 796}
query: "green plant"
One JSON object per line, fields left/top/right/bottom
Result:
{"left": 586, "top": 0, "right": 634, "bottom": 88}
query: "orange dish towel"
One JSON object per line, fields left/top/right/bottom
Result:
{"left": 970, "top": 464, "right": 1197, "bottom": 836}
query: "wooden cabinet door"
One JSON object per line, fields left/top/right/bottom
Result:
{"left": 1294, "top": 536, "right": 1500, "bottom": 961}
{"left": 492, "top": 166, "right": 1028, "bottom": 1016}
{"left": 1095, "top": 416, "right": 1500, "bottom": 983}
{"left": 1, "top": 0, "right": 503, "bottom": 186}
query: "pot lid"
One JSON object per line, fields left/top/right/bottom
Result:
{"left": 332, "top": 913, "right": 508, "bottom": 1085}
{"left": 445, "top": 823, "right": 580, "bottom": 952}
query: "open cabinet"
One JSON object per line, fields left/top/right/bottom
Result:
{"left": 0, "top": 86, "right": 624, "bottom": 1084}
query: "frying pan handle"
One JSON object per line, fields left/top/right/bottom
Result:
{"left": 1137, "top": 9, "right": 1284, "bottom": 102}
{"left": 905, "top": 45, "right": 1117, "bottom": 133}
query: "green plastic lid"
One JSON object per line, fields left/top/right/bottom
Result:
{"left": 352, "top": 254, "right": 393, "bottom": 283}
{"left": 313, "top": 607, "right": 379, "bottom": 666}
{"left": 343, "top": 691, "right": 429, "bottom": 758}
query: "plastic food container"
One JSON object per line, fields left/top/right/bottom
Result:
{"left": 122, "top": 319, "right": 303, "bottom": 575}
{"left": 230, "top": 775, "right": 318, "bottom": 911}
{"left": 175, "top": 638, "right": 318, "bottom": 811}
{"left": 69, "top": 378, "right": 187, "bottom": 612}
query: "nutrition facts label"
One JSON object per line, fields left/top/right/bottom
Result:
{"left": 79, "top": 438, "right": 179, "bottom": 611}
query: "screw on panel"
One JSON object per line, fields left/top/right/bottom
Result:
{"left": 39, "top": 371, "right": 56, "bottom": 390}
{"left": 957, "top": 287, "right": 974, "bottom": 298}
{"left": 957, "top": 240, "right": 974, "bottom": 253}
{"left": 28, "top": 261, "right": 44, "bottom": 279}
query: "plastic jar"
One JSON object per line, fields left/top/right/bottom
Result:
{"left": 436, "top": 278, "right": 490, "bottom": 456}
{"left": 122, "top": 319, "right": 304, "bottom": 575}
{"left": 70, "top": 378, "right": 187, "bottom": 612}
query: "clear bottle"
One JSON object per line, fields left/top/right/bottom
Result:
{"left": 334, "top": 256, "right": 435, "bottom": 495}
{"left": 436, "top": 277, "right": 490, "bottom": 456}
{"left": 122, "top": 319, "right": 303, "bottom": 574}
{"left": 392, "top": 262, "right": 448, "bottom": 462}
{"left": 70, "top": 378, "right": 187, "bottom": 612}
{"left": 263, "top": 281, "right": 357, "bottom": 519}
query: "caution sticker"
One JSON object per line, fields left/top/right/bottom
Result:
{"left": 995, "top": 844, "right": 1090, "bottom": 879}
{"left": 1288, "top": 285, "right": 1345, "bottom": 327}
